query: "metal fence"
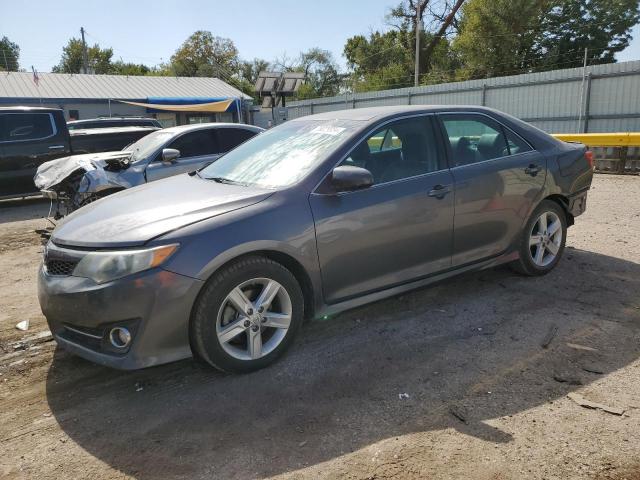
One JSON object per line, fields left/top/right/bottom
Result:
{"left": 287, "top": 60, "right": 640, "bottom": 134}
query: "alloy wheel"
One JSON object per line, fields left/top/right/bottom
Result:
{"left": 529, "top": 211, "right": 562, "bottom": 267}
{"left": 216, "top": 278, "right": 292, "bottom": 361}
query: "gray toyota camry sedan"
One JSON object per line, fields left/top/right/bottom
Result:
{"left": 38, "top": 106, "right": 593, "bottom": 373}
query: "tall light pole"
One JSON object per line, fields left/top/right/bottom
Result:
{"left": 414, "top": 2, "right": 423, "bottom": 87}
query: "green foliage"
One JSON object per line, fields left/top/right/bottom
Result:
{"left": 169, "top": 31, "right": 239, "bottom": 77}
{"left": 52, "top": 38, "right": 114, "bottom": 74}
{"left": 344, "top": 28, "right": 458, "bottom": 91}
{"left": 536, "top": 0, "right": 640, "bottom": 69}
{"left": 0, "top": 36, "right": 20, "bottom": 71}
{"left": 295, "top": 48, "right": 343, "bottom": 98}
{"left": 454, "top": 0, "right": 640, "bottom": 79}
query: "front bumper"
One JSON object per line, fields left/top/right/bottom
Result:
{"left": 38, "top": 261, "right": 204, "bottom": 370}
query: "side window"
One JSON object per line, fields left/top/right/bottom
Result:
{"left": 2, "top": 113, "right": 54, "bottom": 142}
{"left": 367, "top": 128, "right": 401, "bottom": 152}
{"left": 167, "top": 130, "right": 218, "bottom": 158}
{"left": 504, "top": 128, "right": 532, "bottom": 155}
{"left": 340, "top": 116, "right": 442, "bottom": 185}
{"left": 216, "top": 128, "right": 257, "bottom": 152}
{"left": 440, "top": 114, "right": 509, "bottom": 167}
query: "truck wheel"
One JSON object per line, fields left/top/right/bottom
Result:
{"left": 511, "top": 200, "right": 567, "bottom": 276}
{"left": 190, "top": 256, "right": 304, "bottom": 373}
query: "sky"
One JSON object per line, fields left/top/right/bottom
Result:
{"left": 2, "top": 0, "right": 640, "bottom": 74}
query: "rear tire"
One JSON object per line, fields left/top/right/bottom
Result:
{"left": 190, "top": 256, "right": 304, "bottom": 373}
{"left": 511, "top": 200, "right": 567, "bottom": 276}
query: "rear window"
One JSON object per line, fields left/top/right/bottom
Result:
{"left": 1, "top": 113, "right": 55, "bottom": 142}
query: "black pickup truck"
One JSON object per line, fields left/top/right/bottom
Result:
{"left": 0, "top": 107, "right": 159, "bottom": 199}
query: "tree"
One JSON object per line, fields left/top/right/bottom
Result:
{"left": 344, "top": 27, "right": 459, "bottom": 91}
{"left": 453, "top": 0, "right": 546, "bottom": 78}
{"left": 454, "top": 0, "right": 640, "bottom": 79}
{"left": 170, "top": 31, "right": 239, "bottom": 77}
{"left": 0, "top": 36, "right": 20, "bottom": 71}
{"left": 239, "top": 58, "right": 270, "bottom": 85}
{"left": 295, "top": 48, "right": 343, "bottom": 99}
{"left": 387, "top": 0, "right": 466, "bottom": 76}
{"left": 536, "top": 0, "right": 640, "bottom": 70}
{"left": 52, "top": 38, "right": 114, "bottom": 74}
{"left": 111, "top": 61, "right": 151, "bottom": 76}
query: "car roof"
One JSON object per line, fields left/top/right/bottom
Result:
{"left": 292, "top": 105, "right": 506, "bottom": 122}
{"left": 68, "top": 117, "right": 157, "bottom": 123}
{"left": 160, "top": 122, "right": 264, "bottom": 135}
{"left": 0, "top": 106, "right": 62, "bottom": 113}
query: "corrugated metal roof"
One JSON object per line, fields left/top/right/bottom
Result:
{"left": 0, "top": 72, "right": 251, "bottom": 100}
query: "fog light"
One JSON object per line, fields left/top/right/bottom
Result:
{"left": 109, "top": 327, "right": 132, "bottom": 348}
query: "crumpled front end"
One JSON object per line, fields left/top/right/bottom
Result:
{"left": 34, "top": 151, "right": 144, "bottom": 216}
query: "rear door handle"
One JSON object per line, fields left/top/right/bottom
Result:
{"left": 428, "top": 184, "right": 452, "bottom": 199}
{"left": 525, "top": 164, "right": 541, "bottom": 176}
{"left": 48, "top": 145, "right": 65, "bottom": 151}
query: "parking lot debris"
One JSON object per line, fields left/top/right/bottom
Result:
{"left": 581, "top": 362, "right": 605, "bottom": 374}
{"left": 567, "top": 392, "right": 625, "bottom": 416}
{"left": 15, "top": 320, "right": 29, "bottom": 331}
{"left": 449, "top": 404, "right": 468, "bottom": 424}
{"left": 566, "top": 343, "right": 599, "bottom": 352}
{"left": 553, "top": 372, "right": 583, "bottom": 385}
{"left": 398, "top": 393, "right": 410, "bottom": 400}
{"left": 541, "top": 324, "right": 558, "bottom": 349}
{"left": 135, "top": 382, "right": 143, "bottom": 392}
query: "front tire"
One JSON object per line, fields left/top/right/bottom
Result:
{"left": 511, "top": 200, "right": 567, "bottom": 276}
{"left": 190, "top": 256, "right": 304, "bottom": 373}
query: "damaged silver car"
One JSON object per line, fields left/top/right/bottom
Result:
{"left": 34, "top": 122, "right": 263, "bottom": 216}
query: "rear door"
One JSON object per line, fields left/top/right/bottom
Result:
{"left": 145, "top": 128, "right": 220, "bottom": 182}
{"left": 437, "top": 112, "right": 546, "bottom": 266}
{"left": 0, "top": 111, "right": 69, "bottom": 197}
{"left": 309, "top": 115, "right": 454, "bottom": 304}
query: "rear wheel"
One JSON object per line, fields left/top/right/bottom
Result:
{"left": 191, "top": 256, "right": 304, "bottom": 373}
{"left": 511, "top": 200, "right": 567, "bottom": 276}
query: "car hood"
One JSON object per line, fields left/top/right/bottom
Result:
{"left": 34, "top": 151, "right": 131, "bottom": 190}
{"left": 51, "top": 174, "right": 274, "bottom": 248}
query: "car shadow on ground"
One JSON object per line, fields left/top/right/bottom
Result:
{"left": 46, "top": 248, "right": 640, "bottom": 479}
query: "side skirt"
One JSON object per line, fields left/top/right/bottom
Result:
{"left": 315, "top": 250, "right": 519, "bottom": 319}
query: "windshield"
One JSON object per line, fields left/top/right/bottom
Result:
{"left": 199, "top": 119, "right": 359, "bottom": 188}
{"left": 124, "top": 130, "right": 174, "bottom": 161}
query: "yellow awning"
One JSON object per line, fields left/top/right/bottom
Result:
{"left": 117, "top": 99, "right": 234, "bottom": 112}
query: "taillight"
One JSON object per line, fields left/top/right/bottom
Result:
{"left": 585, "top": 150, "right": 594, "bottom": 169}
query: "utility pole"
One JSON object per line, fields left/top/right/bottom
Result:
{"left": 414, "top": 3, "right": 423, "bottom": 87}
{"left": 80, "top": 27, "right": 89, "bottom": 74}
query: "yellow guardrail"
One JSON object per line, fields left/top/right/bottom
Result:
{"left": 551, "top": 132, "right": 640, "bottom": 147}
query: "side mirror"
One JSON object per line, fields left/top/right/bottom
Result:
{"left": 331, "top": 165, "right": 374, "bottom": 192}
{"left": 162, "top": 148, "right": 180, "bottom": 164}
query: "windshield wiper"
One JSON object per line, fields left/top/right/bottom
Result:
{"left": 208, "top": 176, "right": 247, "bottom": 186}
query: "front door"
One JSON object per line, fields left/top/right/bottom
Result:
{"left": 437, "top": 113, "right": 547, "bottom": 266}
{"left": 145, "top": 128, "right": 221, "bottom": 182}
{"left": 309, "top": 115, "right": 454, "bottom": 304}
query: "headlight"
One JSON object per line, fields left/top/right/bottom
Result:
{"left": 72, "top": 244, "right": 179, "bottom": 284}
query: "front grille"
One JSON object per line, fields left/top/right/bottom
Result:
{"left": 45, "top": 259, "right": 78, "bottom": 276}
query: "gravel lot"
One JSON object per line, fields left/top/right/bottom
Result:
{"left": 1, "top": 175, "right": 639, "bottom": 480}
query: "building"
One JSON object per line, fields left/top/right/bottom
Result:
{"left": 0, "top": 72, "right": 252, "bottom": 127}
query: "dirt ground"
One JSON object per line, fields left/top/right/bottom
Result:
{"left": 0, "top": 175, "right": 639, "bottom": 480}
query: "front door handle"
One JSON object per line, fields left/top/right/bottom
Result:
{"left": 48, "top": 145, "right": 65, "bottom": 151}
{"left": 525, "top": 164, "right": 541, "bottom": 176}
{"left": 428, "top": 184, "right": 452, "bottom": 199}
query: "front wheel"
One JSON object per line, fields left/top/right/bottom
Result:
{"left": 511, "top": 200, "right": 567, "bottom": 276}
{"left": 190, "top": 256, "right": 304, "bottom": 373}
